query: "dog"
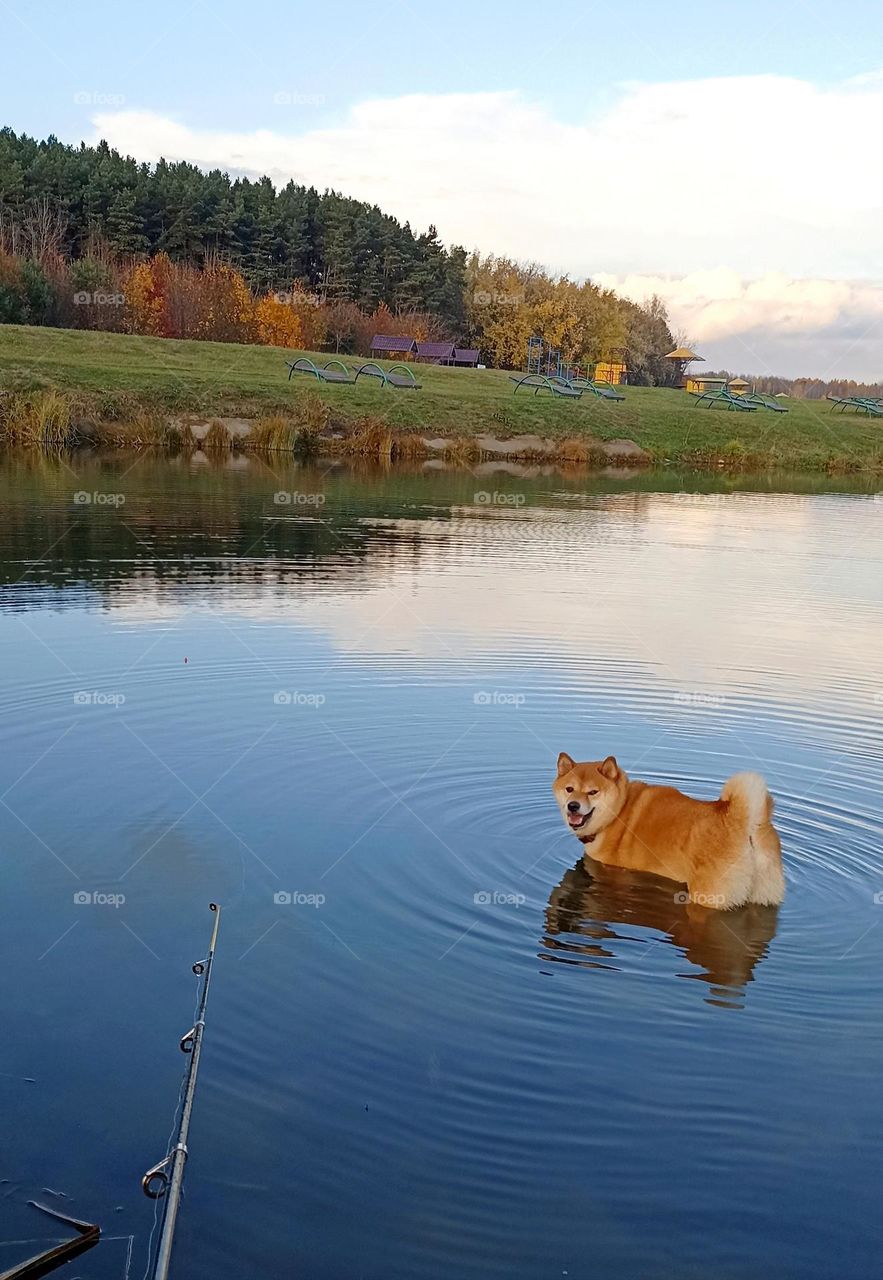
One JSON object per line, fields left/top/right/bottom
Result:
{"left": 553, "top": 753, "right": 785, "bottom": 909}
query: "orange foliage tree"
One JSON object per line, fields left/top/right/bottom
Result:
{"left": 124, "top": 254, "right": 258, "bottom": 343}
{"left": 115, "top": 257, "right": 457, "bottom": 356}
{"left": 254, "top": 295, "right": 303, "bottom": 348}
{"left": 124, "top": 257, "right": 168, "bottom": 335}
{"left": 292, "top": 301, "right": 328, "bottom": 351}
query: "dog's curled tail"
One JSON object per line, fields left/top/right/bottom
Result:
{"left": 721, "top": 772, "right": 785, "bottom": 905}
{"left": 721, "top": 771, "right": 772, "bottom": 827}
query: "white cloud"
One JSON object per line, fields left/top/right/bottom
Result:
{"left": 592, "top": 271, "right": 879, "bottom": 342}
{"left": 102, "top": 497, "right": 879, "bottom": 709}
{"left": 88, "top": 70, "right": 883, "bottom": 377}
{"left": 593, "top": 270, "right": 883, "bottom": 377}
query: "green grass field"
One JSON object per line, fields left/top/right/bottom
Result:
{"left": 1, "top": 324, "right": 881, "bottom": 471}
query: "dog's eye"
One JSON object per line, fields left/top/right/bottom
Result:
{"left": 565, "top": 786, "right": 574, "bottom": 793}
{"left": 587, "top": 789, "right": 599, "bottom": 796}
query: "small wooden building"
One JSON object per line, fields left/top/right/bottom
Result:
{"left": 593, "top": 348, "right": 629, "bottom": 385}
{"left": 415, "top": 341, "right": 456, "bottom": 364}
{"left": 685, "top": 375, "right": 725, "bottom": 395}
{"left": 370, "top": 334, "right": 417, "bottom": 358}
{"left": 453, "top": 348, "right": 480, "bottom": 367}
{"left": 684, "top": 375, "right": 749, "bottom": 396}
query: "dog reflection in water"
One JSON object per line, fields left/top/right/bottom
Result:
{"left": 543, "top": 859, "right": 780, "bottom": 1005}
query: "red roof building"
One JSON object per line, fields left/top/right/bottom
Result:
{"left": 453, "top": 348, "right": 480, "bottom": 367}
{"left": 370, "top": 334, "right": 417, "bottom": 356}
{"left": 415, "top": 341, "right": 456, "bottom": 363}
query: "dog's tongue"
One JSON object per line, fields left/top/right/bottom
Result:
{"left": 567, "top": 813, "right": 585, "bottom": 828}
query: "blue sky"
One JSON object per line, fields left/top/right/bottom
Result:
{"left": 3, "top": 0, "right": 882, "bottom": 136}
{"left": 3, "top": 0, "right": 883, "bottom": 376}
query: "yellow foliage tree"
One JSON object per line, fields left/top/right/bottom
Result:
{"left": 123, "top": 258, "right": 166, "bottom": 336}
{"left": 465, "top": 252, "right": 633, "bottom": 372}
{"left": 293, "top": 300, "right": 328, "bottom": 351}
{"left": 195, "top": 263, "right": 256, "bottom": 343}
{"left": 254, "top": 295, "right": 303, "bottom": 348}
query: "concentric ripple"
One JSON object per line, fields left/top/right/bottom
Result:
{"left": 1, "top": 456, "right": 881, "bottom": 1280}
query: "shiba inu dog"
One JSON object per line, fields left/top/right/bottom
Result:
{"left": 553, "top": 754, "right": 785, "bottom": 909}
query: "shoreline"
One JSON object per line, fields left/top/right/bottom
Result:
{"left": 2, "top": 325, "right": 882, "bottom": 475}
{"left": 2, "top": 391, "right": 881, "bottom": 475}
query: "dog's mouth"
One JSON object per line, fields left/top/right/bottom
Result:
{"left": 567, "top": 806, "right": 594, "bottom": 830}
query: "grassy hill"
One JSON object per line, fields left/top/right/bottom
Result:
{"left": 1, "top": 324, "right": 881, "bottom": 472}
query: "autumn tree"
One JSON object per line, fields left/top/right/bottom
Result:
{"left": 255, "top": 294, "right": 302, "bottom": 348}
{"left": 325, "top": 300, "right": 362, "bottom": 353}
{"left": 124, "top": 257, "right": 167, "bottom": 335}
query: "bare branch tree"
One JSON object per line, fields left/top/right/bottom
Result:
{"left": 22, "top": 196, "right": 68, "bottom": 263}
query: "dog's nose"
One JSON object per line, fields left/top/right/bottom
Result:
{"left": 567, "top": 800, "right": 581, "bottom": 813}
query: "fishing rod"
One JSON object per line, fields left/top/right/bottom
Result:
{"left": 141, "top": 902, "right": 221, "bottom": 1280}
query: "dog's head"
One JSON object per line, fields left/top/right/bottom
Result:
{"left": 552, "top": 753, "right": 626, "bottom": 839}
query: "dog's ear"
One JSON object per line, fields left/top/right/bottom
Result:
{"left": 556, "top": 752, "right": 575, "bottom": 776}
{"left": 598, "top": 755, "right": 619, "bottom": 780}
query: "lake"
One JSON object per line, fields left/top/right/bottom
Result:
{"left": 0, "top": 451, "right": 881, "bottom": 1280}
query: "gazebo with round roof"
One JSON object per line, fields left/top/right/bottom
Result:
{"left": 665, "top": 346, "right": 704, "bottom": 389}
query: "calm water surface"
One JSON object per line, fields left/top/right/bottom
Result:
{"left": 0, "top": 453, "right": 881, "bottom": 1279}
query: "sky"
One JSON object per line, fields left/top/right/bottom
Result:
{"left": 3, "top": 0, "right": 883, "bottom": 378}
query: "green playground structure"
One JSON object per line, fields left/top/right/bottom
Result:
{"left": 827, "top": 395, "right": 883, "bottom": 417}
{"left": 286, "top": 358, "right": 422, "bottom": 389}
{"left": 566, "top": 376, "right": 626, "bottom": 401}
{"left": 510, "top": 372, "right": 623, "bottom": 400}
{"left": 691, "top": 384, "right": 759, "bottom": 412}
{"left": 741, "top": 392, "right": 789, "bottom": 413}
{"left": 286, "top": 357, "right": 357, "bottom": 384}
{"left": 350, "top": 362, "right": 422, "bottom": 389}
{"left": 510, "top": 373, "right": 584, "bottom": 399}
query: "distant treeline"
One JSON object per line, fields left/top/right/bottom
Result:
{"left": 0, "top": 128, "right": 466, "bottom": 322}
{"left": 0, "top": 126, "right": 678, "bottom": 375}
{"left": 705, "top": 371, "right": 883, "bottom": 401}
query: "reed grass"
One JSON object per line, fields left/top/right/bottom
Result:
{"left": 1, "top": 389, "right": 79, "bottom": 447}
{"left": 442, "top": 436, "right": 481, "bottom": 465}
{"left": 203, "top": 421, "right": 233, "bottom": 451}
{"left": 246, "top": 414, "right": 303, "bottom": 452}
